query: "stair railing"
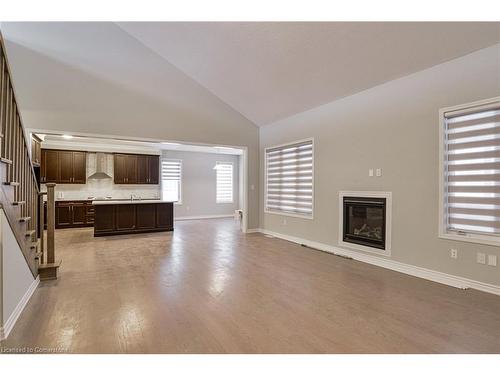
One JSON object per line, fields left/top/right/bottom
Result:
{"left": 0, "top": 31, "right": 58, "bottom": 279}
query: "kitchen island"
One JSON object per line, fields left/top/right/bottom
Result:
{"left": 93, "top": 200, "right": 174, "bottom": 236}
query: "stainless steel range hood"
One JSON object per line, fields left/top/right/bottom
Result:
{"left": 88, "top": 152, "right": 112, "bottom": 179}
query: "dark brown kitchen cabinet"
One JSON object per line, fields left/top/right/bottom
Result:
{"left": 31, "top": 135, "right": 42, "bottom": 166}
{"left": 115, "top": 204, "right": 136, "bottom": 231}
{"left": 41, "top": 149, "right": 87, "bottom": 184}
{"left": 114, "top": 154, "right": 137, "bottom": 184}
{"left": 114, "top": 153, "right": 159, "bottom": 184}
{"left": 148, "top": 155, "right": 159, "bottom": 184}
{"left": 136, "top": 204, "right": 156, "bottom": 229}
{"left": 56, "top": 203, "right": 73, "bottom": 228}
{"left": 93, "top": 205, "right": 115, "bottom": 232}
{"left": 72, "top": 152, "right": 87, "bottom": 183}
{"left": 58, "top": 151, "right": 73, "bottom": 183}
{"left": 41, "top": 149, "right": 59, "bottom": 183}
{"left": 55, "top": 200, "right": 94, "bottom": 229}
{"left": 156, "top": 203, "right": 173, "bottom": 229}
{"left": 94, "top": 202, "right": 173, "bottom": 236}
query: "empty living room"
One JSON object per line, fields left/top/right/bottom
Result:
{"left": 0, "top": 0, "right": 499, "bottom": 373}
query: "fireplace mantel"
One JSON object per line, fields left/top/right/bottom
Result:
{"left": 338, "top": 191, "right": 392, "bottom": 257}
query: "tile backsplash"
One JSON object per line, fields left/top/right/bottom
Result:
{"left": 41, "top": 152, "right": 161, "bottom": 200}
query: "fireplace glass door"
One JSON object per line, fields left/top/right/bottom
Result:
{"left": 343, "top": 197, "right": 386, "bottom": 250}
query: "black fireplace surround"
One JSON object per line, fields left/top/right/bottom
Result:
{"left": 343, "top": 196, "right": 386, "bottom": 250}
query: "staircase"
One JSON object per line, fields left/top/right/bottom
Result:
{"left": 0, "top": 31, "right": 58, "bottom": 280}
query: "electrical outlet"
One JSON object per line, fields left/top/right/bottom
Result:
{"left": 368, "top": 169, "right": 374, "bottom": 177}
{"left": 376, "top": 168, "right": 382, "bottom": 177}
{"left": 477, "top": 252, "right": 486, "bottom": 265}
{"left": 487, "top": 255, "right": 497, "bottom": 266}
{"left": 450, "top": 249, "right": 458, "bottom": 259}
{"left": 283, "top": 218, "right": 287, "bottom": 225}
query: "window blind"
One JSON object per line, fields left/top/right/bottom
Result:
{"left": 444, "top": 102, "right": 500, "bottom": 236}
{"left": 216, "top": 162, "right": 233, "bottom": 203}
{"left": 161, "top": 159, "right": 182, "bottom": 202}
{"left": 265, "top": 140, "right": 313, "bottom": 217}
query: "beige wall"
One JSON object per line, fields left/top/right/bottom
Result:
{"left": 260, "top": 44, "right": 500, "bottom": 286}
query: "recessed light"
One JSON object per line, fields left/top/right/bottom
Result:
{"left": 161, "top": 142, "right": 180, "bottom": 146}
{"left": 62, "top": 134, "right": 73, "bottom": 139}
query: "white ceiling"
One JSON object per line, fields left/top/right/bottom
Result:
{"left": 118, "top": 22, "right": 500, "bottom": 126}
{"left": 3, "top": 22, "right": 500, "bottom": 129}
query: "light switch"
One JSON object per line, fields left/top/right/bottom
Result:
{"left": 477, "top": 252, "right": 486, "bottom": 264}
{"left": 376, "top": 168, "right": 382, "bottom": 177}
{"left": 368, "top": 169, "right": 374, "bottom": 177}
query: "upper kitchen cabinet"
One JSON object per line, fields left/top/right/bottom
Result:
{"left": 41, "top": 149, "right": 87, "bottom": 184}
{"left": 31, "top": 134, "right": 42, "bottom": 166}
{"left": 114, "top": 154, "right": 159, "bottom": 184}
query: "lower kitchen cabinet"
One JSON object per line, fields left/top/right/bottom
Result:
{"left": 136, "top": 204, "right": 156, "bottom": 229}
{"left": 115, "top": 204, "right": 136, "bottom": 231}
{"left": 55, "top": 200, "right": 94, "bottom": 229}
{"left": 94, "top": 202, "right": 173, "bottom": 236}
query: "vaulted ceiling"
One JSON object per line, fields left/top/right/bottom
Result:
{"left": 3, "top": 22, "right": 500, "bottom": 127}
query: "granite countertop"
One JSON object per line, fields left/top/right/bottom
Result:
{"left": 92, "top": 199, "right": 174, "bottom": 205}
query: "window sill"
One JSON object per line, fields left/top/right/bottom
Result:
{"left": 439, "top": 232, "right": 500, "bottom": 247}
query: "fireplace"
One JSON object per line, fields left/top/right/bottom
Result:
{"left": 342, "top": 196, "right": 387, "bottom": 250}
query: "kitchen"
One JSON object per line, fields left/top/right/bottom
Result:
{"left": 30, "top": 133, "right": 243, "bottom": 237}
{"left": 34, "top": 134, "right": 173, "bottom": 236}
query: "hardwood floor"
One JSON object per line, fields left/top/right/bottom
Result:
{"left": 1, "top": 218, "right": 499, "bottom": 353}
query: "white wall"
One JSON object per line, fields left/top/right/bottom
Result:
{"left": 260, "top": 44, "right": 500, "bottom": 287}
{"left": 1, "top": 210, "right": 36, "bottom": 339}
{"left": 162, "top": 150, "right": 240, "bottom": 218}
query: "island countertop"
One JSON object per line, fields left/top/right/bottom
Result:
{"left": 92, "top": 199, "right": 175, "bottom": 205}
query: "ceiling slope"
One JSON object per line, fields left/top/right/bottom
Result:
{"left": 0, "top": 22, "right": 258, "bottom": 146}
{"left": 118, "top": 22, "right": 500, "bottom": 126}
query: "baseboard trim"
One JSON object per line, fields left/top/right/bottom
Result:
{"left": 0, "top": 275, "right": 39, "bottom": 341}
{"left": 259, "top": 228, "right": 500, "bottom": 297}
{"left": 245, "top": 228, "right": 262, "bottom": 234}
{"left": 174, "top": 214, "right": 234, "bottom": 221}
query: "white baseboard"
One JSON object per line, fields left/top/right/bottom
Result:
{"left": 245, "top": 228, "right": 262, "bottom": 234}
{"left": 0, "top": 275, "right": 40, "bottom": 341}
{"left": 258, "top": 228, "right": 500, "bottom": 297}
{"left": 174, "top": 214, "right": 235, "bottom": 221}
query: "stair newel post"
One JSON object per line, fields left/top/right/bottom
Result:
{"left": 46, "top": 183, "right": 56, "bottom": 264}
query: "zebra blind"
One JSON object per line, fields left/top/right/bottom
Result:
{"left": 444, "top": 101, "right": 500, "bottom": 236}
{"left": 265, "top": 139, "right": 313, "bottom": 217}
{"left": 216, "top": 162, "right": 233, "bottom": 203}
{"left": 161, "top": 159, "right": 182, "bottom": 202}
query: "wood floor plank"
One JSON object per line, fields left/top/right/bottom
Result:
{"left": 1, "top": 218, "right": 499, "bottom": 353}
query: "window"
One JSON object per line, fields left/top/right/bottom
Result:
{"left": 265, "top": 139, "right": 314, "bottom": 218}
{"left": 440, "top": 97, "right": 500, "bottom": 245}
{"left": 161, "top": 159, "right": 182, "bottom": 203}
{"left": 216, "top": 162, "right": 233, "bottom": 203}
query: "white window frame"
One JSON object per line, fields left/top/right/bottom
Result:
{"left": 438, "top": 96, "right": 500, "bottom": 247}
{"left": 216, "top": 161, "right": 234, "bottom": 204}
{"left": 264, "top": 138, "right": 314, "bottom": 219}
{"left": 161, "top": 158, "right": 182, "bottom": 205}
